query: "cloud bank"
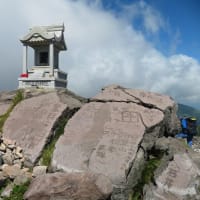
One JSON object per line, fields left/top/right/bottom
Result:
{"left": 0, "top": 0, "right": 200, "bottom": 106}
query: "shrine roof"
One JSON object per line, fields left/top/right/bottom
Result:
{"left": 20, "top": 24, "right": 67, "bottom": 50}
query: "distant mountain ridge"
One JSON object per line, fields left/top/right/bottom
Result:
{"left": 177, "top": 103, "right": 200, "bottom": 125}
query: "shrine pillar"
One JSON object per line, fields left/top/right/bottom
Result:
{"left": 49, "top": 43, "right": 54, "bottom": 76}
{"left": 22, "top": 45, "right": 28, "bottom": 74}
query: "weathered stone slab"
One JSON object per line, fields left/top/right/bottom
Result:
{"left": 52, "top": 101, "right": 164, "bottom": 184}
{"left": 3, "top": 92, "right": 81, "bottom": 165}
{"left": 24, "top": 172, "right": 113, "bottom": 200}
{"left": 146, "top": 153, "right": 200, "bottom": 200}
{"left": 52, "top": 85, "right": 179, "bottom": 199}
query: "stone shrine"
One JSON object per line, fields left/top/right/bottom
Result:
{"left": 18, "top": 24, "right": 67, "bottom": 88}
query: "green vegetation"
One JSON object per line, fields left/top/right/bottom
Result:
{"left": 130, "top": 151, "right": 163, "bottom": 200}
{"left": 3, "top": 181, "right": 30, "bottom": 200}
{"left": 41, "top": 117, "right": 68, "bottom": 166}
{"left": 0, "top": 90, "right": 24, "bottom": 133}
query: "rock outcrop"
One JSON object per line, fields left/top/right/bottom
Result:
{"left": 2, "top": 86, "right": 200, "bottom": 200}
{"left": 24, "top": 172, "right": 113, "bottom": 200}
{"left": 143, "top": 137, "right": 200, "bottom": 200}
{"left": 52, "top": 85, "right": 180, "bottom": 199}
{"left": 3, "top": 89, "right": 83, "bottom": 166}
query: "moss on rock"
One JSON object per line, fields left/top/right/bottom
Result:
{"left": 41, "top": 117, "right": 68, "bottom": 166}
{"left": 130, "top": 150, "right": 164, "bottom": 200}
{"left": 3, "top": 180, "right": 30, "bottom": 200}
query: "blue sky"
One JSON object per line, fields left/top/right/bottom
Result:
{"left": 147, "top": 0, "right": 200, "bottom": 60}
{"left": 0, "top": 0, "right": 200, "bottom": 108}
{"left": 101, "top": 0, "right": 200, "bottom": 61}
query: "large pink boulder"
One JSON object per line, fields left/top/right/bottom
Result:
{"left": 143, "top": 152, "right": 200, "bottom": 200}
{"left": 52, "top": 85, "right": 178, "bottom": 198}
{"left": 3, "top": 90, "right": 82, "bottom": 165}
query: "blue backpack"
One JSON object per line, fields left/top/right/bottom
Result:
{"left": 180, "top": 117, "right": 197, "bottom": 135}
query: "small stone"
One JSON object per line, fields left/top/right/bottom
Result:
{"left": 13, "top": 159, "right": 22, "bottom": 168}
{"left": 16, "top": 146, "right": 23, "bottom": 154}
{"left": 14, "top": 174, "right": 30, "bottom": 185}
{"left": 3, "top": 138, "right": 16, "bottom": 146}
{"left": 1, "top": 164, "right": 8, "bottom": 168}
{"left": 2, "top": 164, "right": 22, "bottom": 179}
{"left": 7, "top": 144, "right": 15, "bottom": 150}
{"left": 22, "top": 167, "right": 29, "bottom": 173}
{"left": 1, "top": 183, "right": 14, "bottom": 198}
{"left": 15, "top": 152, "right": 23, "bottom": 159}
{"left": 2, "top": 150, "right": 14, "bottom": 165}
{"left": 24, "top": 158, "right": 34, "bottom": 168}
{"left": 20, "top": 157, "right": 25, "bottom": 163}
{"left": 0, "top": 143, "right": 6, "bottom": 152}
{"left": 32, "top": 166, "right": 47, "bottom": 177}
{"left": 24, "top": 172, "right": 32, "bottom": 179}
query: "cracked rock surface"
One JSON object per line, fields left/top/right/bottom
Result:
{"left": 52, "top": 85, "right": 179, "bottom": 199}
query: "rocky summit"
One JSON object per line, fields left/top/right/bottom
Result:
{"left": 1, "top": 86, "right": 200, "bottom": 200}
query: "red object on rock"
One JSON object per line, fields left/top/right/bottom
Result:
{"left": 20, "top": 73, "right": 28, "bottom": 78}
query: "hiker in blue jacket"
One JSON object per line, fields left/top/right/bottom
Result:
{"left": 175, "top": 117, "right": 197, "bottom": 147}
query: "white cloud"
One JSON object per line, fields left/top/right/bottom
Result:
{"left": 0, "top": 0, "right": 200, "bottom": 106}
{"left": 139, "top": 0, "right": 165, "bottom": 33}
{"left": 170, "top": 29, "right": 182, "bottom": 54}
{"left": 120, "top": 0, "right": 165, "bottom": 34}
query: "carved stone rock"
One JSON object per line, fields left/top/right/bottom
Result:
{"left": 52, "top": 85, "right": 178, "bottom": 199}
{"left": 144, "top": 152, "right": 200, "bottom": 200}
{"left": 3, "top": 91, "right": 82, "bottom": 165}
